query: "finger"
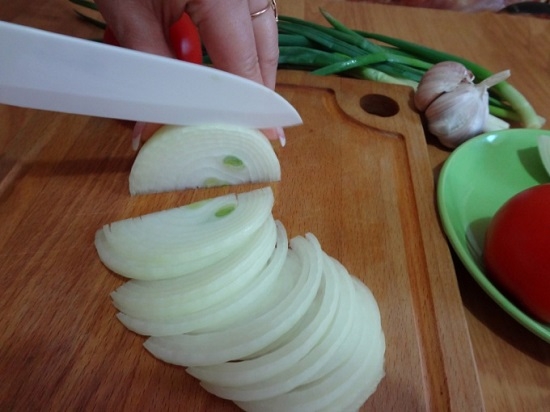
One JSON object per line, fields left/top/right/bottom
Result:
{"left": 248, "top": 0, "right": 284, "bottom": 144}
{"left": 261, "top": 126, "right": 286, "bottom": 145}
{"left": 94, "top": 1, "right": 179, "bottom": 149}
{"left": 187, "top": 0, "right": 265, "bottom": 85}
{"left": 132, "top": 122, "right": 163, "bottom": 150}
{"left": 249, "top": 0, "right": 279, "bottom": 90}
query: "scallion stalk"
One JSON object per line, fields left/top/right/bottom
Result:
{"left": 278, "top": 17, "right": 423, "bottom": 82}
{"left": 311, "top": 52, "right": 431, "bottom": 76}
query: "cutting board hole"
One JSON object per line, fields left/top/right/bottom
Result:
{"left": 360, "top": 94, "right": 399, "bottom": 117}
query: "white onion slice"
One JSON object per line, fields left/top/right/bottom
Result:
{"left": 143, "top": 234, "right": 323, "bottom": 366}
{"left": 188, "top": 236, "right": 339, "bottom": 388}
{"left": 110, "top": 217, "right": 277, "bottom": 321}
{"left": 95, "top": 187, "right": 274, "bottom": 280}
{"left": 129, "top": 125, "right": 281, "bottom": 195}
{"left": 115, "top": 221, "right": 288, "bottom": 336}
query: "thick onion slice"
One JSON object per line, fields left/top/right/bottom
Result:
{"left": 115, "top": 221, "right": 288, "bottom": 336}
{"left": 111, "top": 217, "right": 277, "bottom": 321}
{"left": 129, "top": 125, "right": 281, "bottom": 195}
{"left": 95, "top": 187, "right": 274, "bottom": 280}
{"left": 188, "top": 235, "right": 339, "bottom": 388}
{"left": 143, "top": 234, "right": 323, "bottom": 366}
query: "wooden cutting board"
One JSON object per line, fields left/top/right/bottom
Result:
{"left": 0, "top": 70, "right": 483, "bottom": 410}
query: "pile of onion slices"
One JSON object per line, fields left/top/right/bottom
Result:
{"left": 95, "top": 187, "right": 386, "bottom": 411}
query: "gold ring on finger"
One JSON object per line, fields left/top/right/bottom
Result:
{"left": 251, "top": 0, "right": 278, "bottom": 21}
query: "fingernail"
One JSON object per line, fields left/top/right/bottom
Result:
{"left": 132, "top": 122, "right": 145, "bottom": 151}
{"left": 277, "top": 127, "right": 286, "bottom": 147}
{"left": 131, "top": 133, "right": 141, "bottom": 151}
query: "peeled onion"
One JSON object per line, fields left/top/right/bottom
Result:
{"left": 129, "top": 125, "right": 281, "bottom": 195}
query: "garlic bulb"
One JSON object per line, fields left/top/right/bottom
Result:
{"left": 414, "top": 61, "right": 474, "bottom": 112}
{"left": 424, "top": 82, "right": 488, "bottom": 148}
{"left": 415, "top": 61, "right": 510, "bottom": 149}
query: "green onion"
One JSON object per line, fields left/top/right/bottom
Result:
{"left": 278, "top": 17, "right": 423, "bottom": 82}
{"left": 312, "top": 52, "right": 432, "bottom": 76}
{"left": 278, "top": 46, "right": 348, "bottom": 69}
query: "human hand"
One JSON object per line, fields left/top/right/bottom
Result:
{"left": 94, "top": 0, "right": 284, "bottom": 148}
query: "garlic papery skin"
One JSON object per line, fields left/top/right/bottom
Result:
{"left": 425, "top": 83, "right": 489, "bottom": 148}
{"left": 414, "top": 61, "right": 474, "bottom": 111}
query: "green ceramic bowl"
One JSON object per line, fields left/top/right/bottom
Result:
{"left": 437, "top": 129, "right": 550, "bottom": 343}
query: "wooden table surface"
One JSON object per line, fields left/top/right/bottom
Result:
{"left": 1, "top": 1, "right": 549, "bottom": 411}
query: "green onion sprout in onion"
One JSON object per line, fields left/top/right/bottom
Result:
{"left": 95, "top": 187, "right": 386, "bottom": 411}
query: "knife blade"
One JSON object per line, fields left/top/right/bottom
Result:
{"left": 0, "top": 21, "right": 302, "bottom": 128}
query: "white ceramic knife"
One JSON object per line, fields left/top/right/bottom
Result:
{"left": 0, "top": 21, "right": 302, "bottom": 128}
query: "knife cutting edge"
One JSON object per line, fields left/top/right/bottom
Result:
{"left": 0, "top": 21, "right": 302, "bottom": 129}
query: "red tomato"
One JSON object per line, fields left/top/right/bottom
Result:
{"left": 102, "top": 13, "right": 202, "bottom": 64}
{"left": 483, "top": 184, "right": 550, "bottom": 324}
{"left": 168, "top": 13, "right": 202, "bottom": 64}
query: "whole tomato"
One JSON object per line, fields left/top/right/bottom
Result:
{"left": 483, "top": 184, "right": 550, "bottom": 324}
{"left": 103, "top": 13, "right": 202, "bottom": 64}
{"left": 168, "top": 13, "right": 202, "bottom": 64}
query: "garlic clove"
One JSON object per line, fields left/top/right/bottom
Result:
{"left": 414, "top": 61, "right": 474, "bottom": 112}
{"left": 484, "top": 114, "right": 510, "bottom": 132}
{"left": 425, "top": 83, "right": 488, "bottom": 148}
